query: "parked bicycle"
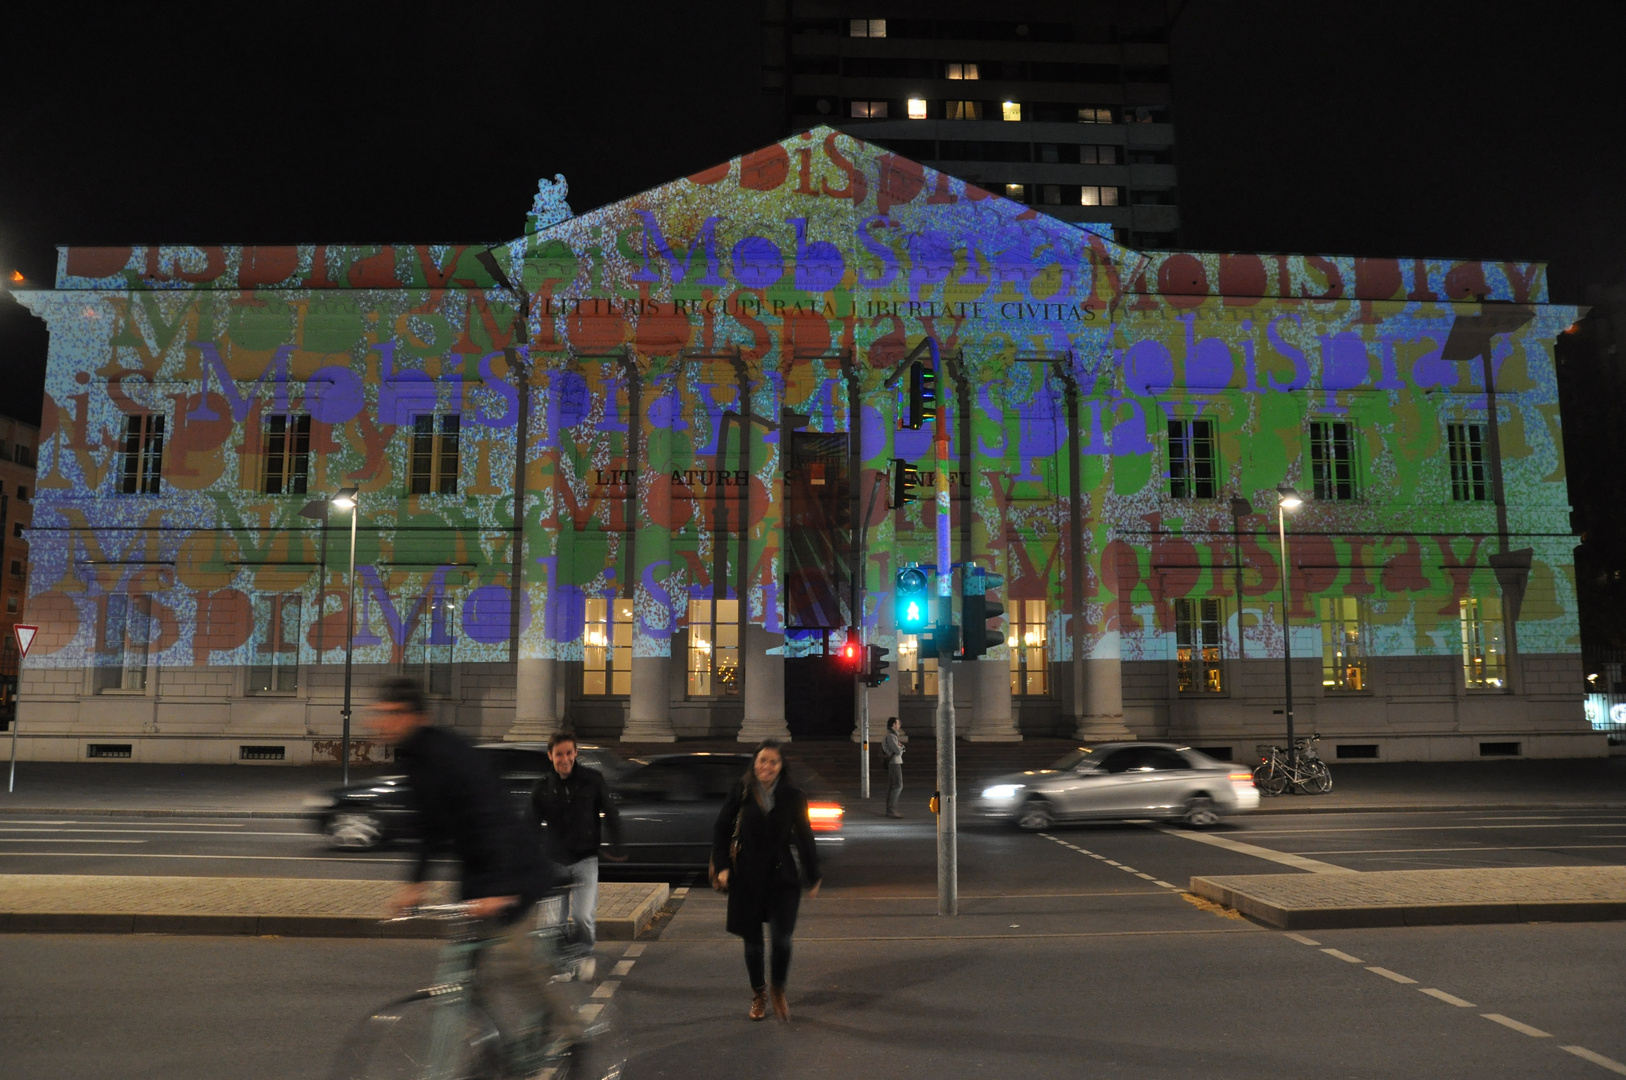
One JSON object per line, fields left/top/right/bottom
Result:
{"left": 329, "top": 896, "right": 625, "bottom": 1080}
{"left": 1253, "top": 735, "right": 1333, "bottom": 796}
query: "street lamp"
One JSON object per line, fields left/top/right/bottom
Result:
{"left": 1275, "top": 485, "right": 1304, "bottom": 769}
{"left": 331, "top": 487, "right": 359, "bottom": 785}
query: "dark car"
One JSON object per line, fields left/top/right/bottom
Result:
{"left": 313, "top": 742, "right": 627, "bottom": 850}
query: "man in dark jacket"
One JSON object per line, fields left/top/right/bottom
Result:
{"left": 368, "top": 677, "right": 580, "bottom": 1045}
{"left": 531, "top": 732, "right": 623, "bottom": 979}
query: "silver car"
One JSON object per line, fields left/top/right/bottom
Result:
{"left": 971, "top": 743, "right": 1260, "bottom": 830}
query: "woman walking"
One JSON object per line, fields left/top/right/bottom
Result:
{"left": 710, "top": 739, "right": 821, "bottom": 1022}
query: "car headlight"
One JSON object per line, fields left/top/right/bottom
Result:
{"left": 981, "top": 784, "right": 1022, "bottom": 800}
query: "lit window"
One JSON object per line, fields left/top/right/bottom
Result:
{"left": 898, "top": 634, "right": 938, "bottom": 697}
{"left": 1309, "top": 420, "right": 1358, "bottom": 501}
{"left": 1002, "top": 101, "right": 1022, "bottom": 121}
{"left": 850, "top": 100, "right": 889, "bottom": 119}
{"left": 1460, "top": 596, "right": 1506, "bottom": 690}
{"left": 1447, "top": 422, "right": 1489, "bottom": 502}
{"left": 263, "top": 413, "right": 312, "bottom": 496}
{"left": 118, "top": 414, "right": 165, "bottom": 495}
{"left": 1080, "top": 145, "right": 1118, "bottom": 165}
{"left": 1080, "top": 186, "right": 1122, "bottom": 206}
{"left": 247, "top": 594, "right": 301, "bottom": 694}
{"left": 849, "top": 18, "right": 886, "bottom": 37}
{"left": 1008, "top": 600, "right": 1048, "bottom": 696}
{"left": 946, "top": 100, "right": 982, "bottom": 120}
{"left": 1167, "top": 418, "right": 1217, "bottom": 499}
{"left": 95, "top": 594, "right": 151, "bottom": 693}
{"left": 1004, "top": 183, "right": 1026, "bottom": 202}
{"left": 687, "top": 598, "right": 741, "bottom": 697}
{"left": 1175, "top": 598, "right": 1225, "bottom": 693}
{"left": 945, "top": 62, "right": 979, "bottom": 80}
{"left": 1078, "top": 106, "right": 1114, "bottom": 123}
{"left": 1319, "top": 597, "right": 1367, "bottom": 691}
{"left": 409, "top": 414, "right": 460, "bottom": 495}
{"left": 583, "top": 598, "right": 633, "bottom": 695}
{"left": 907, "top": 98, "right": 928, "bottom": 120}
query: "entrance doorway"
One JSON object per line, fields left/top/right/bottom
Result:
{"left": 783, "top": 431, "right": 855, "bottom": 738}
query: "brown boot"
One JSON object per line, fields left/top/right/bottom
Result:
{"left": 770, "top": 985, "right": 789, "bottom": 1022}
{"left": 749, "top": 988, "right": 768, "bottom": 1021}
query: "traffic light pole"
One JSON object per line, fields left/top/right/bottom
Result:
{"left": 933, "top": 349, "right": 957, "bottom": 917}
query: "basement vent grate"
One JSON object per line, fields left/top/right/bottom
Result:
{"left": 1336, "top": 744, "right": 1380, "bottom": 759}
{"left": 240, "top": 745, "right": 286, "bottom": 761}
{"left": 86, "top": 744, "right": 132, "bottom": 759}
{"left": 1193, "top": 746, "right": 1233, "bottom": 763}
{"left": 1479, "top": 741, "right": 1521, "bottom": 757}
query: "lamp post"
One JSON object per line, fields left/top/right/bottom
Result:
{"left": 331, "top": 487, "right": 360, "bottom": 785}
{"left": 1275, "top": 485, "right": 1304, "bottom": 769}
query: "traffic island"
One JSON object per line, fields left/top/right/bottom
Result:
{"left": 0, "top": 874, "right": 669, "bottom": 939}
{"left": 1190, "top": 865, "right": 1626, "bottom": 929}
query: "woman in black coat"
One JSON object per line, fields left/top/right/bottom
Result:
{"left": 711, "top": 739, "right": 821, "bottom": 1022}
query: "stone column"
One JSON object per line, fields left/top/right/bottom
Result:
{"left": 738, "top": 622, "right": 790, "bottom": 741}
{"left": 1079, "top": 640, "right": 1133, "bottom": 741}
{"left": 622, "top": 358, "right": 676, "bottom": 743}
{"left": 505, "top": 656, "right": 560, "bottom": 742}
{"left": 967, "top": 658, "right": 1020, "bottom": 740}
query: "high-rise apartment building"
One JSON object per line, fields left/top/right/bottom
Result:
{"left": 0, "top": 414, "right": 36, "bottom": 727}
{"left": 763, "top": 1, "right": 1179, "bottom": 247}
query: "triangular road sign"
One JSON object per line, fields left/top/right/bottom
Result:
{"left": 13, "top": 625, "right": 37, "bottom": 659}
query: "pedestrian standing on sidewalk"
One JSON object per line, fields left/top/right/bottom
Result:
{"left": 530, "top": 732, "right": 624, "bottom": 982}
{"left": 710, "top": 739, "right": 821, "bottom": 1022}
{"left": 882, "top": 717, "right": 907, "bottom": 818}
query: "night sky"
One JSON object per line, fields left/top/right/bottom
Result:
{"left": 2, "top": 1, "right": 1620, "bottom": 428}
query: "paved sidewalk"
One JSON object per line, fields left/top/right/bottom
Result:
{"left": 0, "top": 874, "right": 670, "bottom": 939}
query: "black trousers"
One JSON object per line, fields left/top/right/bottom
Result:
{"left": 742, "top": 912, "right": 795, "bottom": 989}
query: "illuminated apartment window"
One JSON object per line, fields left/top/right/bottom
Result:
{"left": 898, "top": 634, "right": 938, "bottom": 697}
{"left": 849, "top": 100, "right": 889, "bottom": 119}
{"left": 1001, "top": 101, "right": 1022, "bottom": 122}
{"left": 1167, "top": 418, "right": 1217, "bottom": 499}
{"left": 907, "top": 98, "right": 928, "bottom": 120}
{"left": 582, "top": 597, "right": 633, "bottom": 695}
{"left": 1004, "top": 183, "right": 1027, "bottom": 202}
{"left": 95, "top": 594, "right": 150, "bottom": 693}
{"left": 118, "top": 414, "right": 164, "bottom": 494}
{"left": 849, "top": 18, "right": 886, "bottom": 37}
{"left": 1078, "top": 106, "right": 1114, "bottom": 123}
{"left": 1460, "top": 595, "right": 1506, "bottom": 690}
{"left": 1319, "top": 597, "right": 1367, "bottom": 691}
{"left": 945, "top": 61, "right": 979, "bottom": 80}
{"left": 1175, "top": 598, "right": 1225, "bottom": 693}
{"left": 946, "top": 100, "right": 983, "bottom": 120}
{"left": 409, "top": 414, "right": 460, "bottom": 495}
{"left": 247, "top": 594, "right": 301, "bottom": 694}
{"left": 1080, "top": 185, "right": 1122, "bottom": 206}
{"left": 1008, "top": 600, "right": 1048, "bottom": 696}
{"left": 262, "top": 413, "right": 311, "bottom": 496}
{"left": 1080, "top": 145, "right": 1118, "bottom": 165}
{"left": 687, "top": 598, "right": 741, "bottom": 697}
{"left": 1309, "top": 419, "right": 1358, "bottom": 501}
{"left": 1447, "top": 422, "right": 1489, "bottom": 502}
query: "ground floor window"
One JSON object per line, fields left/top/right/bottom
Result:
{"left": 899, "top": 634, "right": 938, "bottom": 697}
{"left": 1175, "top": 597, "right": 1224, "bottom": 693}
{"left": 687, "top": 598, "right": 741, "bottom": 697}
{"left": 583, "top": 597, "right": 633, "bottom": 695}
{"left": 95, "top": 594, "right": 151, "bottom": 692}
{"left": 1460, "top": 595, "right": 1506, "bottom": 689}
{"left": 247, "top": 594, "right": 301, "bottom": 694}
{"left": 1319, "top": 596, "right": 1367, "bottom": 690}
{"left": 1009, "top": 599, "right": 1048, "bottom": 695}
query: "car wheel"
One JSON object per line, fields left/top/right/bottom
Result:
{"left": 1015, "top": 799, "right": 1054, "bottom": 832}
{"left": 326, "top": 812, "right": 384, "bottom": 850}
{"left": 1183, "top": 795, "right": 1221, "bottom": 828}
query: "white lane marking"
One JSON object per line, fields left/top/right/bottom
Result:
{"left": 1562, "top": 1046, "right": 1626, "bottom": 1075}
{"left": 1102, "top": 860, "right": 1123, "bottom": 866}
{"left": 1152, "top": 825, "right": 1356, "bottom": 874}
{"left": 1321, "top": 949, "right": 1364, "bottom": 964}
{"left": 0, "top": 839, "right": 145, "bottom": 845}
{"left": 1367, "top": 967, "right": 1417, "bottom": 984}
{"left": 1420, "top": 988, "right": 1477, "bottom": 1008}
{"left": 1482, "top": 1013, "right": 1551, "bottom": 1038}
{"left": 671, "top": 887, "right": 689, "bottom": 897}
{"left": 1037, "top": 833, "right": 1183, "bottom": 892}
{"left": 623, "top": 944, "right": 646, "bottom": 957}
{"left": 1154, "top": 880, "right": 1176, "bottom": 889}
{"left": 1117, "top": 865, "right": 1139, "bottom": 873}
{"left": 610, "top": 960, "right": 634, "bottom": 976}
{"left": 1089, "top": 853, "right": 1106, "bottom": 860}
{"left": 1135, "top": 873, "right": 1157, "bottom": 880}
{"left": 591, "top": 980, "right": 619, "bottom": 1000}
{"left": 1284, "top": 932, "right": 1321, "bottom": 946}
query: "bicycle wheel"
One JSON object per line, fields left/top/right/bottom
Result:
{"left": 329, "top": 991, "right": 502, "bottom": 1080}
{"left": 1298, "top": 761, "right": 1333, "bottom": 795}
{"left": 1253, "top": 761, "right": 1288, "bottom": 796}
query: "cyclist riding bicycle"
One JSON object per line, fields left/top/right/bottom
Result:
{"left": 367, "top": 676, "right": 584, "bottom": 1060}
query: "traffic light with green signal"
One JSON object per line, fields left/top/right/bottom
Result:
{"left": 895, "top": 564, "right": 930, "bottom": 634}
{"left": 864, "top": 644, "right": 891, "bottom": 687}
{"left": 891, "top": 457, "right": 921, "bottom": 508}
{"left": 960, "top": 565, "right": 1005, "bottom": 659}
{"left": 905, "top": 360, "right": 936, "bottom": 430}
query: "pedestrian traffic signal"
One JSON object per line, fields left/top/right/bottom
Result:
{"left": 864, "top": 645, "right": 891, "bottom": 687}
{"left": 895, "top": 565, "right": 930, "bottom": 634}
{"left": 891, "top": 457, "right": 922, "bottom": 508}
{"left": 905, "top": 360, "right": 935, "bottom": 430}
{"left": 960, "top": 566, "right": 1006, "bottom": 659}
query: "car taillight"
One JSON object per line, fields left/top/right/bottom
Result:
{"left": 807, "top": 802, "right": 844, "bottom": 832}
{"left": 1229, "top": 772, "right": 1255, "bottom": 785}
